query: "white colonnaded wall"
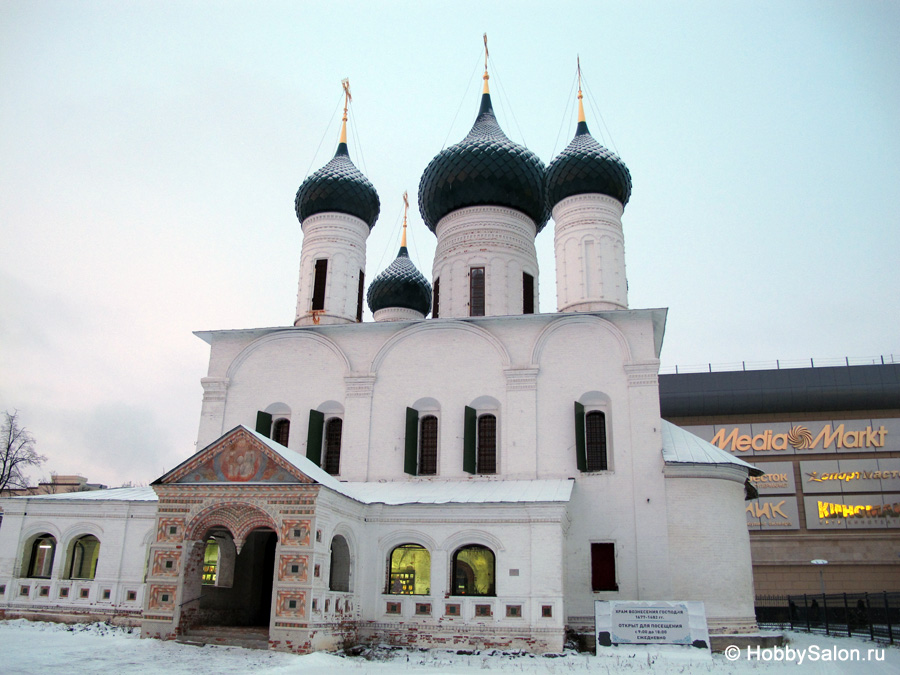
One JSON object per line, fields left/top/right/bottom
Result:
{"left": 432, "top": 206, "right": 539, "bottom": 318}
{"left": 0, "top": 493, "right": 156, "bottom": 623}
{"left": 664, "top": 470, "right": 759, "bottom": 633}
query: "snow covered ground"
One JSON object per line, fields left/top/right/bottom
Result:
{"left": 1, "top": 620, "right": 897, "bottom": 674}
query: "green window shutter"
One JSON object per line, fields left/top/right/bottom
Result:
{"left": 306, "top": 409, "right": 324, "bottom": 466}
{"left": 574, "top": 401, "right": 587, "bottom": 471}
{"left": 404, "top": 407, "right": 419, "bottom": 475}
{"left": 255, "top": 411, "right": 273, "bottom": 437}
{"left": 463, "top": 406, "right": 477, "bottom": 474}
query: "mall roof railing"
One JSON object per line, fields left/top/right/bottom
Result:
{"left": 659, "top": 354, "right": 898, "bottom": 375}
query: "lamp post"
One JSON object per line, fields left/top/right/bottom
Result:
{"left": 811, "top": 559, "right": 828, "bottom": 595}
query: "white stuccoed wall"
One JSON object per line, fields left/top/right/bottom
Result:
{"left": 294, "top": 212, "right": 369, "bottom": 326}
{"left": 0, "top": 494, "right": 156, "bottom": 621}
{"left": 187, "top": 310, "right": 764, "bottom": 631}
{"left": 432, "top": 206, "right": 539, "bottom": 318}
{"left": 553, "top": 194, "right": 628, "bottom": 312}
{"left": 665, "top": 470, "right": 759, "bottom": 633}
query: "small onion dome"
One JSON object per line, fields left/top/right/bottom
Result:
{"left": 418, "top": 93, "right": 548, "bottom": 234}
{"left": 295, "top": 142, "right": 380, "bottom": 229}
{"left": 366, "top": 246, "right": 432, "bottom": 316}
{"left": 545, "top": 119, "right": 632, "bottom": 210}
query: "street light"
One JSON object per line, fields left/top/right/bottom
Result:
{"left": 810, "top": 559, "right": 828, "bottom": 595}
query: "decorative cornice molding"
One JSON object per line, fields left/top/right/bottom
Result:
{"left": 200, "top": 377, "right": 229, "bottom": 402}
{"left": 504, "top": 368, "right": 539, "bottom": 391}
{"left": 624, "top": 361, "right": 660, "bottom": 387}
{"left": 344, "top": 375, "right": 376, "bottom": 397}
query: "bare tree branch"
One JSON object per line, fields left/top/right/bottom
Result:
{"left": 1, "top": 410, "right": 47, "bottom": 493}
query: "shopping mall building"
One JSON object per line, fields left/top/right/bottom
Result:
{"left": 660, "top": 360, "right": 900, "bottom": 596}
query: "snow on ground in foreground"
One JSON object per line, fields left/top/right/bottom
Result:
{"left": 0, "top": 620, "right": 897, "bottom": 674}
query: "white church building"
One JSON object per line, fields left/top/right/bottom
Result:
{"left": 0, "top": 61, "right": 761, "bottom": 654}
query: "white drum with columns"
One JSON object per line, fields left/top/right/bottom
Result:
{"left": 432, "top": 206, "right": 538, "bottom": 318}
{"left": 553, "top": 193, "right": 627, "bottom": 312}
{"left": 294, "top": 212, "right": 369, "bottom": 326}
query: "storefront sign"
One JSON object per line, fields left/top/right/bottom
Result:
{"left": 681, "top": 418, "right": 899, "bottom": 457}
{"left": 801, "top": 459, "right": 900, "bottom": 494}
{"left": 804, "top": 493, "right": 900, "bottom": 530}
{"left": 746, "top": 496, "right": 799, "bottom": 530}
{"left": 595, "top": 601, "right": 709, "bottom": 649}
{"left": 748, "top": 462, "right": 795, "bottom": 495}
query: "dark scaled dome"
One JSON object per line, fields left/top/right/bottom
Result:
{"left": 418, "top": 93, "right": 548, "bottom": 233}
{"left": 295, "top": 142, "right": 380, "bottom": 229}
{"left": 367, "top": 247, "right": 432, "bottom": 316}
{"left": 545, "top": 120, "right": 632, "bottom": 210}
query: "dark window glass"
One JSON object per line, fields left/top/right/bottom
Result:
{"left": 272, "top": 418, "right": 290, "bottom": 447}
{"left": 477, "top": 414, "right": 496, "bottom": 474}
{"left": 329, "top": 535, "right": 351, "bottom": 592}
{"left": 419, "top": 415, "right": 438, "bottom": 476}
{"left": 523, "top": 272, "right": 534, "bottom": 314}
{"left": 451, "top": 545, "right": 495, "bottom": 596}
{"left": 469, "top": 267, "right": 485, "bottom": 316}
{"left": 591, "top": 543, "right": 617, "bottom": 591}
{"left": 356, "top": 271, "right": 365, "bottom": 322}
{"left": 585, "top": 411, "right": 608, "bottom": 471}
{"left": 323, "top": 417, "right": 343, "bottom": 475}
{"left": 433, "top": 278, "right": 440, "bottom": 318}
{"left": 312, "top": 259, "right": 328, "bottom": 311}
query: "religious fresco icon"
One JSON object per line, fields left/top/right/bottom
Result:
{"left": 220, "top": 439, "right": 262, "bottom": 481}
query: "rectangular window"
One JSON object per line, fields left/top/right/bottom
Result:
{"left": 469, "top": 267, "right": 485, "bottom": 316}
{"left": 386, "top": 601, "right": 401, "bottom": 614}
{"left": 80, "top": 588, "right": 90, "bottom": 599}
{"left": 432, "top": 278, "right": 440, "bottom": 318}
{"left": 126, "top": 590, "right": 137, "bottom": 601}
{"left": 542, "top": 605, "right": 553, "bottom": 618}
{"left": 585, "top": 411, "right": 608, "bottom": 471}
{"left": 312, "top": 259, "right": 328, "bottom": 311}
{"left": 445, "top": 603, "right": 460, "bottom": 616}
{"left": 523, "top": 272, "right": 534, "bottom": 314}
{"left": 415, "top": 603, "right": 431, "bottom": 615}
{"left": 506, "top": 604, "right": 522, "bottom": 618}
{"left": 356, "top": 270, "right": 365, "bottom": 322}
{"left": 60, "top": 587, "right": 70, "bottom": 598}
{"left": 419, "top": 415, "right": 438, "bottom": 476}
{"left": 39, "top": 586, "right": 49, "bottom": 597}
{"left": 323, "top": 417, "right": 343, "bottom": 475}
{"left": 475, "top": 604, "right": 492, "bottom": 617}
{"left": 103, "top": 589, "right": 111, "bottom": 600}
{"left": 591, "top": 543, "right": 617, "bottom": 591}
{"left": 477, "top": 414, "right": 497, "bottom": 474}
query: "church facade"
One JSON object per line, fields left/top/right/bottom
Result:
{"left": 0, "top": 61, "right": 761, "bottom": 653}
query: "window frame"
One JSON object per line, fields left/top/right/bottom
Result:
{"left": 272, "top": 417, "right": 291, "bottom": 447}
{"left": 311, "top": 258, "right": 328, "bottom": 311}
{"left": 450, "top": 544, "right": 496, "bottom": 597}
{"left": 68, "top": 535, "right": 100, "bottom": 580}
{"left": 469, "top": 266, "right": 485, "bottom": 317}
{"left": 386, "top": 543, "right": 432, "bottom": 596}
{"left": 27, "top": 535, "right": 57, "bottom": 579}
{"left": 418, "top": 415, "right": 439, "bottom": 476}
{"left": 590, "top": 542, "right": 618, "bottom": 592}
{"left": 322, "top": 416, "right": 343, "bottom": 475}
{"left": 574, "top": 401, "right": 611, "bottom": 472}
{"left": 522, "top": 272, "right": 535, "bottom": 314}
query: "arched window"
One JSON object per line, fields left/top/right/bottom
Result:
{"left": 386, "top": 544, "right": 431, "bottom": 595}
{"left": 28, "top": 534, "right": 56, "bottom": 578}
{"left": 585, "top": 411, "right": 608, "bottom": 471}
{"left": 451, "top": 545, "right": 495, "bottom": 596}
{"left": 419, "top": 415, "right": 438, "bottom": 476}
{"left": 202, "top": 538, "right": 219, "bottom": 585}
{"left": 477, "top": 414, "right": 497, "bottom": 474}
{"left": 272, "top": 418, "right": 290, "bottom": 447}
{"left": 329, "top": 535, "right": 351, "bottom": 592}
{"left": 68, "top": 535, "right": 100, "bottom": 579}
{"left": 323, "top": 417, "right": 343, "bottom": 475}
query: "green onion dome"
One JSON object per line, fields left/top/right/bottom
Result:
{"left": 295, "top": 142, "right": 380, "bottom": 229}
{"left": 545, "top": 119, "right": 632, "bottom": 209}
{"left": 366, "top": 247, "right": 432, "bottom": 316}
{"left": 418, "top": 93, "right": 548, "bottom": 233}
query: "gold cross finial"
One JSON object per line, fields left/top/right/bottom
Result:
{"left": 401, "top": 191, "right": 409, "bottom": 247}
{"left": 482, "top": 33, "right": 490, "bottom": 93}
{"left": 576, "top": 56, "right": 586, "bottom": 124}
{"left": 339, "top": 78, "right": 352, "bottom": 144}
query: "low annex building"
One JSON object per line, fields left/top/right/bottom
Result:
{"left": 0, "top": 53, "right": 763, "bottom": 653}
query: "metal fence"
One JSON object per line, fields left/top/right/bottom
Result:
{"left": 660, "top": 354, "right": 898, "bottom": 375}
{"left": 755, "top": 592, "right": 900, "bottom": 644}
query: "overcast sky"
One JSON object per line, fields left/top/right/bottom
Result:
{"left": 2, "top": 1, "right": 898, "bottom": 487}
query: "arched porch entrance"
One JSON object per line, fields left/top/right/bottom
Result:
{"left": 179, "top": 504, "right": 278, "bottom": 643}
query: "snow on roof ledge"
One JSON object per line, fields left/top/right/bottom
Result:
{"left": 661, "top": 420, "right": 763, "bottom": 476}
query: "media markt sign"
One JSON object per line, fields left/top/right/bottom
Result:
{"left": 595, "top": 601, "right": 710, "bottom": 649}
